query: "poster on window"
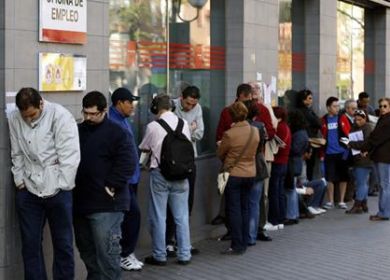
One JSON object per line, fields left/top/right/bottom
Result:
{"left": 39, "top": 53, "right": 87, "bottom": 92}
{"left": 39, "top": 0, "right": 87, "bottom": 44}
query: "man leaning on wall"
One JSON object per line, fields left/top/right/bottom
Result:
{"left": 9, "top": 87, "right": 80, "bottom": 280}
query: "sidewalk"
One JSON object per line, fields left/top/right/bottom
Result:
{"left": 122, "top": 197, "right": 390, "bottom": 280}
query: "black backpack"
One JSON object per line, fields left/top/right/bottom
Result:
{"left": 156, "top": 118, "right": 195, "bottom": 181}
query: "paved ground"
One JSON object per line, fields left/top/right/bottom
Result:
{"left": 121, "top": 197, "right": 390, "bottom": 280}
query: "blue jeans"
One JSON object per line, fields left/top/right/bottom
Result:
{"left": 16, "top": 190, "right": 74, "bottom": 280}
{"left": 148, "top": 169, "right": 191, "bottom": 261}
{"left": 376, "top": 163, "right": 390, "bottom": 218}
{"left": 74, "top": 212, "right": 124, "bottom": 280}
{"left": 120, "top": 184, "right": 141, "bottom": 258}
{"left": 248, "top": 180, "right": 264, "bottom": 244}
{"left": 285, "top": 188, "right": 299, "bottom": 220}
{"left": 269, "top": 163, "right": 287, "bottom": 225}
{"left": 225, "top": 176, "right": 254, "bottom": 252}
{"left": 306, "top": 179, "right": 327, "bottom": 208}
{"left": 354, "top": 167, "right": 372, "bottom": 201}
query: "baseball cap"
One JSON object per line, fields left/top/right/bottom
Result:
{"left": 111, "top": 88, "right": 140, "bottom": 104}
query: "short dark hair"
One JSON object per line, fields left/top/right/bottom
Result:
{"left": 244, "top": 100, "right": 259, "bottom": 120}
{"left": 326, "top": 96, "right": 339, "bottom": 108}
{"left": 182, "top": 86, "right": 200, "bottom": 99}
{"left": 15, "top": 88, "right": 42, "bottom": 111}
{"left": 82, "top": 91, "right": 107, "bottom": 111}
{"left": 236, "top": 83, "right": 252, "bottom": 99}
{"left": 358, "top": 92, "right": 369, "bottom": 100}
{"left": 229, "top": 101, "right": 248, "bottom": 122}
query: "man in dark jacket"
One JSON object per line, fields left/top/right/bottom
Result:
{"left": 74, "top": 91, "right": 135, "bottom": 280}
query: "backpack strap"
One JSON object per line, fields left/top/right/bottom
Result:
{"left": 156, "top": 118, "right": 173, "bottom": 134}
{"left": 175, "top": 118, "right": 184, "bottom": 134}
{"left": 157, "top": 118, "right": 184, "bottom": 135}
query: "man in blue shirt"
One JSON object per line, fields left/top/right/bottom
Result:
{"left": 109, "top": 88, "right": 143, "bottom": 271}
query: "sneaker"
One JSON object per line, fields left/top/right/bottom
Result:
{"left": 323, "top": 202, "right": 334, "bottom": 209}
{"left": 129, "top": 253, "right": 144, "bottom": 267}
{"left": 166, "top": 245, "right": 177, "bottom": 258}
{"left": 263, "top": 222, "right": 279, "bottom": 231}
{"left": 338, "top": 202, "right": 348, "bottom": 209}
{"left": 121, "top": 256, "right": 142, "bottom": 271}
{"left": 315, "top": 207, "right": 327, "bottom": 214}
{"left": 278, "top": 224, "right": 284, "bottom": 230}
{"left": 308, "top": 206, "right": 321, "bottom": 215}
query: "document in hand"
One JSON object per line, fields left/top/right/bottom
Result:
{"left": 348, "top": 130, "right": 364, "bottom": 156}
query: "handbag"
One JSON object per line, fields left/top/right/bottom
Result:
{"left": 255, "top": 152, "right": 269, "bottom": 180}
{"left": 217, "top": 127, "right": 254, "bottom": 194}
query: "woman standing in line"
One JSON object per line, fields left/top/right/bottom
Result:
{"left": 361, "top": 98, "right": 390, "bottom": 221}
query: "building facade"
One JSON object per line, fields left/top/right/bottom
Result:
{"left": 1, "top": 0, "right": 390, "bottom": 278}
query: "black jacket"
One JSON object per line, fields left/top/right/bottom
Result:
{"left": 74, "top": 117, "right": 135, "bottom": 215}
{"left": 362, "top": 113, "right": 390, "bottom": 164}
{"left": 298, "top": 106, "right": 321, "bottom": 138}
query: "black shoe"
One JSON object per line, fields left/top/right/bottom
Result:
{"left": 177, "top": 259, "right": 191, "bottom": 265}
{"left": 191, "top": 247, "right": 200, "bottom": 255}
{"left": 166, "top": 245, "right": 177, "bottom": 258}
{"left": 220, "top": 248, "right": 245, "bottom": 255}
{"left": 218, "top": 232, "right": 231, "bottom": 241}
{"left": 368, "top": 191, "right": 378, "bottom": 197}
{"left": 247, "top": 242, "right": 256, "bottom": 246}
{"left": 283, "top": 219, "right": 299, "bottom": 226}
{"left": 211, "top": 215, "right": 225, "bottom": 225}
{"left": 144, "top": 256, "right": 167, "bottom": 266}
{"left": 256, "top": 232, "right": 272, "bottom": 242}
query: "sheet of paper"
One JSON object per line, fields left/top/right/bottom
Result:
{"left": 349, "top": 130, "right": 364, "bottom": 155}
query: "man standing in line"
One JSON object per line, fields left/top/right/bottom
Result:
{"left": 165, "top": 85, "right": 204, "bottom": 256}
{"left": 321, "top": 96, "right": 351, "bottom": 210}
{"left": 74, "top": 91, "right": 135, "bottom": 279}
{"left": 140, "top": 94, "right": 192, "bottom": 266}
{"left": 108, "top": 87, "right": 144, "bottom": 271}
{"left": 343, "top": 99, "right": 358, "bottom": 126}
{"left": 9, "top": 87, "right": 80, "bottom": 280}
{"left": 357, "top": 91, "right": 376, "bottom": 115}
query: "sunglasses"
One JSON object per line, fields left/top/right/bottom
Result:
{"left": 379, "top": 104, "right": 388, "bottom": 109}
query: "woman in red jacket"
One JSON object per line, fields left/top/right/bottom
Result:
{"left": 268, "top": 107, "right": 291, "bottom": 227}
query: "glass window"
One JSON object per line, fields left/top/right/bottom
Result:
{"left": 109, "top": 0, "right": 225, "bottom": 155}
{"left": 278, "top": 0, "right": 292, "bottom": 97}
{"left": 336, "top": 1, "right": 364, "bottom": 100}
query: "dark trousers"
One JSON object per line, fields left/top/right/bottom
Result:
{"left": 306, "top": 148, "right": 318, "bottom": 181}
{"left": 120, "top": 184, "right": 141, "bottom": 258}
{"left": 268, "top": 163, "right": 287, "bottom": 225}
{"left": 166, "top": 165, "right": 196, "bottom": 245}
{"left": 225, "top": 176, "right": 254, "bottom": 252}
{"left": 16, "top": 190, "right": 74, "bottom": 280}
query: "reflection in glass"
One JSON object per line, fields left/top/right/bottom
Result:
{"left": 336, "top": 1, "right": 364, "bottom": 100}
{"left": 109, "top": 0, "right": 225, "bottom": 155}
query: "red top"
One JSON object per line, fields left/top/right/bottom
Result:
{"left": 254, "top": 103, "right": 276, "bottom": 139}
{"left": 216, "top": 102, "right": 276, "bottom": 141}
{"left": 273, "top": 121, "right": 291, "bottom": 164}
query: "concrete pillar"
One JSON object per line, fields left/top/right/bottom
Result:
{"left": 292, "top": 0, "right": 338, "bottom": 113}
{"left": 225, "top": 0, "right": 279, "bottom": 103}
{"left": 364, "top": 7, "right": 390, "bottom": 105}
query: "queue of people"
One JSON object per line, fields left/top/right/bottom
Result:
{"left": 8, "top": 84, "right": 390, "bottom": 280}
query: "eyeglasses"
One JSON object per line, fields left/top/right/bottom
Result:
{"left": 81, "top": 110, "right": 103, "bottom": 117}
{"left": 379, "top": 104, "right": 388, "bottom": 109}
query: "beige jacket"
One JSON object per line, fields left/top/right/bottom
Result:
{"left": 217, "top": 121, "right": 259, "bottom": 177}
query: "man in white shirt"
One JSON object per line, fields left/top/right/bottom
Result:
{"left": 139, "top": 94, "right": 192, "bottom": 266}
{"left": 166, "top": 86, "right": 204, "bottom": 256}
{"left": 8, "top": 87, "right": 80, "bottom": 279}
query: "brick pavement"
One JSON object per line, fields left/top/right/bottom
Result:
{"left": 121, "top": 197, "right": 390, "bottom": 280}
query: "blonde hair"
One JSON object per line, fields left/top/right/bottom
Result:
{"left": 229, "top": 101, "right": 248, "bottom": 122}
